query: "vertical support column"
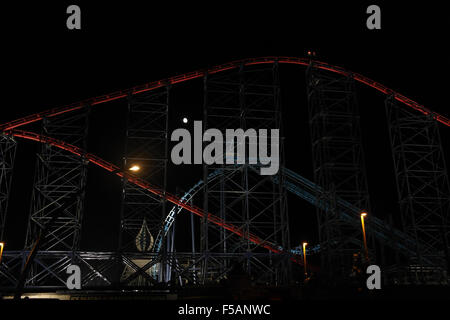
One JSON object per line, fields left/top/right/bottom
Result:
{"left": 306, "top": 64, "right": 372, "bottom": 280}
{"left": 0, "top": 134, "right": 17, "bottom": 241}
{"left": 273, "top": 62, "right": 291, "bottom": 285}
{"left": 385, "top": 97, "right": 450, "bottom": 275}
{"left": 190, "top": 198, "right": 197, "bottom": 284}
{"left": 119, "top": 87, "right": 169, "bottom": 285}
{"left": 24, "top": 108, "right": 89, "bottom": 286}
{"left": 201, "top": 73, "right": 211, "bottom": 283}
{"left": 26, "top": 109, "right": 89, "bottom": 251}
{"left": 202, "top": 62, "right": 290, "bottom": 284}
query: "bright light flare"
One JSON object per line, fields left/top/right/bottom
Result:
{"left": 0, "top": 242, "right": 4, "bottom": 264}
{"left": 302, "top": 242, "right": 308, "bottom": 277}
{"left": 182, "top": 117, "right": 188, "bottom": 124}
{"left": 360, "top": 212, "right": 369, "bottom": 262}
{"left": 129, "top": 165, "right": 141, "bottom": 172}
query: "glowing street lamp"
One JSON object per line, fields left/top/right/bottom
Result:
{"left": 302, "top": 242, "right": 308, "bottom": 277}
{"left": 360, "top": 212, "right": 369, "bottom": 262}
{"left": 0, "top": 242, "right": 4, "bottom": 264}
{"left": 129, "top": 165, "right": 140, "bottom": 172}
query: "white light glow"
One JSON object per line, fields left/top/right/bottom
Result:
{"left": 129, "top": 165, "right": 140, "bottom": 172}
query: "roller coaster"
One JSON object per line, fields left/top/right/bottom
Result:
{"left": 0, "top": 56, "right": 449, "bottom": 295}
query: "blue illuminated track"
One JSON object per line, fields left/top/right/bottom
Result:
{"left": 156, "top": 166, "right": 433, "bottom": 264}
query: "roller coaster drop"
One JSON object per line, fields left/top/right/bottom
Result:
{"left": 0, "top": 57, "right": 449, "bottom": 291}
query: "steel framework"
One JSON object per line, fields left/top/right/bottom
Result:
{"left": 24, "top": 108, "right": 90, "bottom": 286}
{"left": 119, "top": 88, "right": 170, "bottom": 285}
{"left": 0, "top": 57, "right": 449, "bottom": 291}
{"left": 0, "top": 129, "right": 446, "bottom": 288}
{"left": 197, "top": 62, "right": 290, "bottom": 285}
{"left": 0, "top": 134, "right": 16, "bottom": 240}
{"left": 385, "top": 97, "right": 450, "bottom": 278}
{"left": 306, "top": 63, "right": 372, "bottom": 280}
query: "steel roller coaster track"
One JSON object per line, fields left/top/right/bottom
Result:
{"left": 158, "top": 166, "right": 433, "bottom": 264}
{"left": 0, "top": 57, "right": 449, "bottom": 132}
{"left": 6, "top": 130, "right": 298, "bottom": 262}
{"left": 1, "top": 56, "right": 448, "bottom": 267}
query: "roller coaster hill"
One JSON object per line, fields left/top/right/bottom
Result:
{"left": 0, "top": 56, "right": 449, "bottom": 298}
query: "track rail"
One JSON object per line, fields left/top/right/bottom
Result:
{"left": 160, "top": 166, "right": 432, "bottom": 263}
{"left": 7, "top": 130, "right": 299, "bottom": 263}
{"left": 1, "top": 57, "right": 449, "bottom": 132}
{"left": 2, "top": 57, "right": 447, "bottom": 270}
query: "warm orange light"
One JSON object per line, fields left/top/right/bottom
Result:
{"left": 360, "top": 212, "right": 369, "bottom": 262}
{"left": 0, "top": 242, "right": 4, "bottom": 264}
{"left": 129, "top": 165, "right": 140, "bottom": 172}
{"left": 302, "top": 242, "right": 308, "bottom": 277}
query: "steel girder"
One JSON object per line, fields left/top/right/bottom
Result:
{"left": 1, "top": 162, "right": 445, "bottom": 289}
{"left": 200, "top": 62, "right": 291, "bottom": 285}
{"left": 306, "top": 63, "right": 372, "bottom": 279}
{"left": 10, "top": 130, "right": 295, "bottom": 266}
{"left": 0, "top": 250, "right": 292, "bottom": 291}
{"left": 25, "top": 110, "right": 90, "bottom": 251}
{"left": 161, "top": 166, "right": 434, "bottom": 283}
{"left": 0, "top": 251, "right": 120, "bottom": 289}
{"left": 23, "top": 108, "right": 89, "bottom": 286}
{"left": 385, "top": 97, "right": 450, "bottom": 274}
{"left": 0, "top": 134, "right": 16, "bottom": 240}
{"left": 119, "top": 88, "right": 170, "bottom": 285}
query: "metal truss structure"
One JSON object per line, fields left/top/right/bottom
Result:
{"left": 0, "top": 134, "right": 16, "bottom": 240}
{"left": 166, "top": 166, "right": 428, "bottom": 262}
{"left": 0, "top": 154, "right": 440, "bottom": 289}
{"left": 119, "top": 88, "right": 170, "bottom": 285}
{"left": 196, "top": 62, "right": 290, "bottom": 285}
{"left": 306, "top": 63, "right": 373, "bottom": 280}
{"left": 385, "top": 97, "right": 450, "bottom": 280}
{"left": 23, "top": 109, "right": 89, "bottom": 287}
{"left": 0, "top": 57, "right": 449, "bottom": 293}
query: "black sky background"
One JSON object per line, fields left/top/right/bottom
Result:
{"left": 1, "top": 1, "right": 449, "bottom": 254}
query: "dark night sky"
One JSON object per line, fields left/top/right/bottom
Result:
{"left": 1, "top": 1, "right": 449, "bottom": 252}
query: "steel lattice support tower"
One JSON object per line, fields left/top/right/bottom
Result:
{"left": 200, "top": 62, "right": 290, "bottom": 285}
{"left": 385, "top": 97, "right": 450, "bottom": 274}
{"left": 0, "top": 134, "right": 17, "bottom": 240}
{"left": 23, "top": 109, "right": 89, "bottom": 286}
{"left": 119, "top": 88, "right": 169, "bottom": 285}
{"left": 306, "top": 63, "right": 372, "bottom": 279}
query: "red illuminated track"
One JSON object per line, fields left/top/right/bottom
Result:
{"left": 1, "top": 56, "right": 449, "bottom": 132}
{"left": 7, "top": 129, "right": 302, "bottom": 264}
